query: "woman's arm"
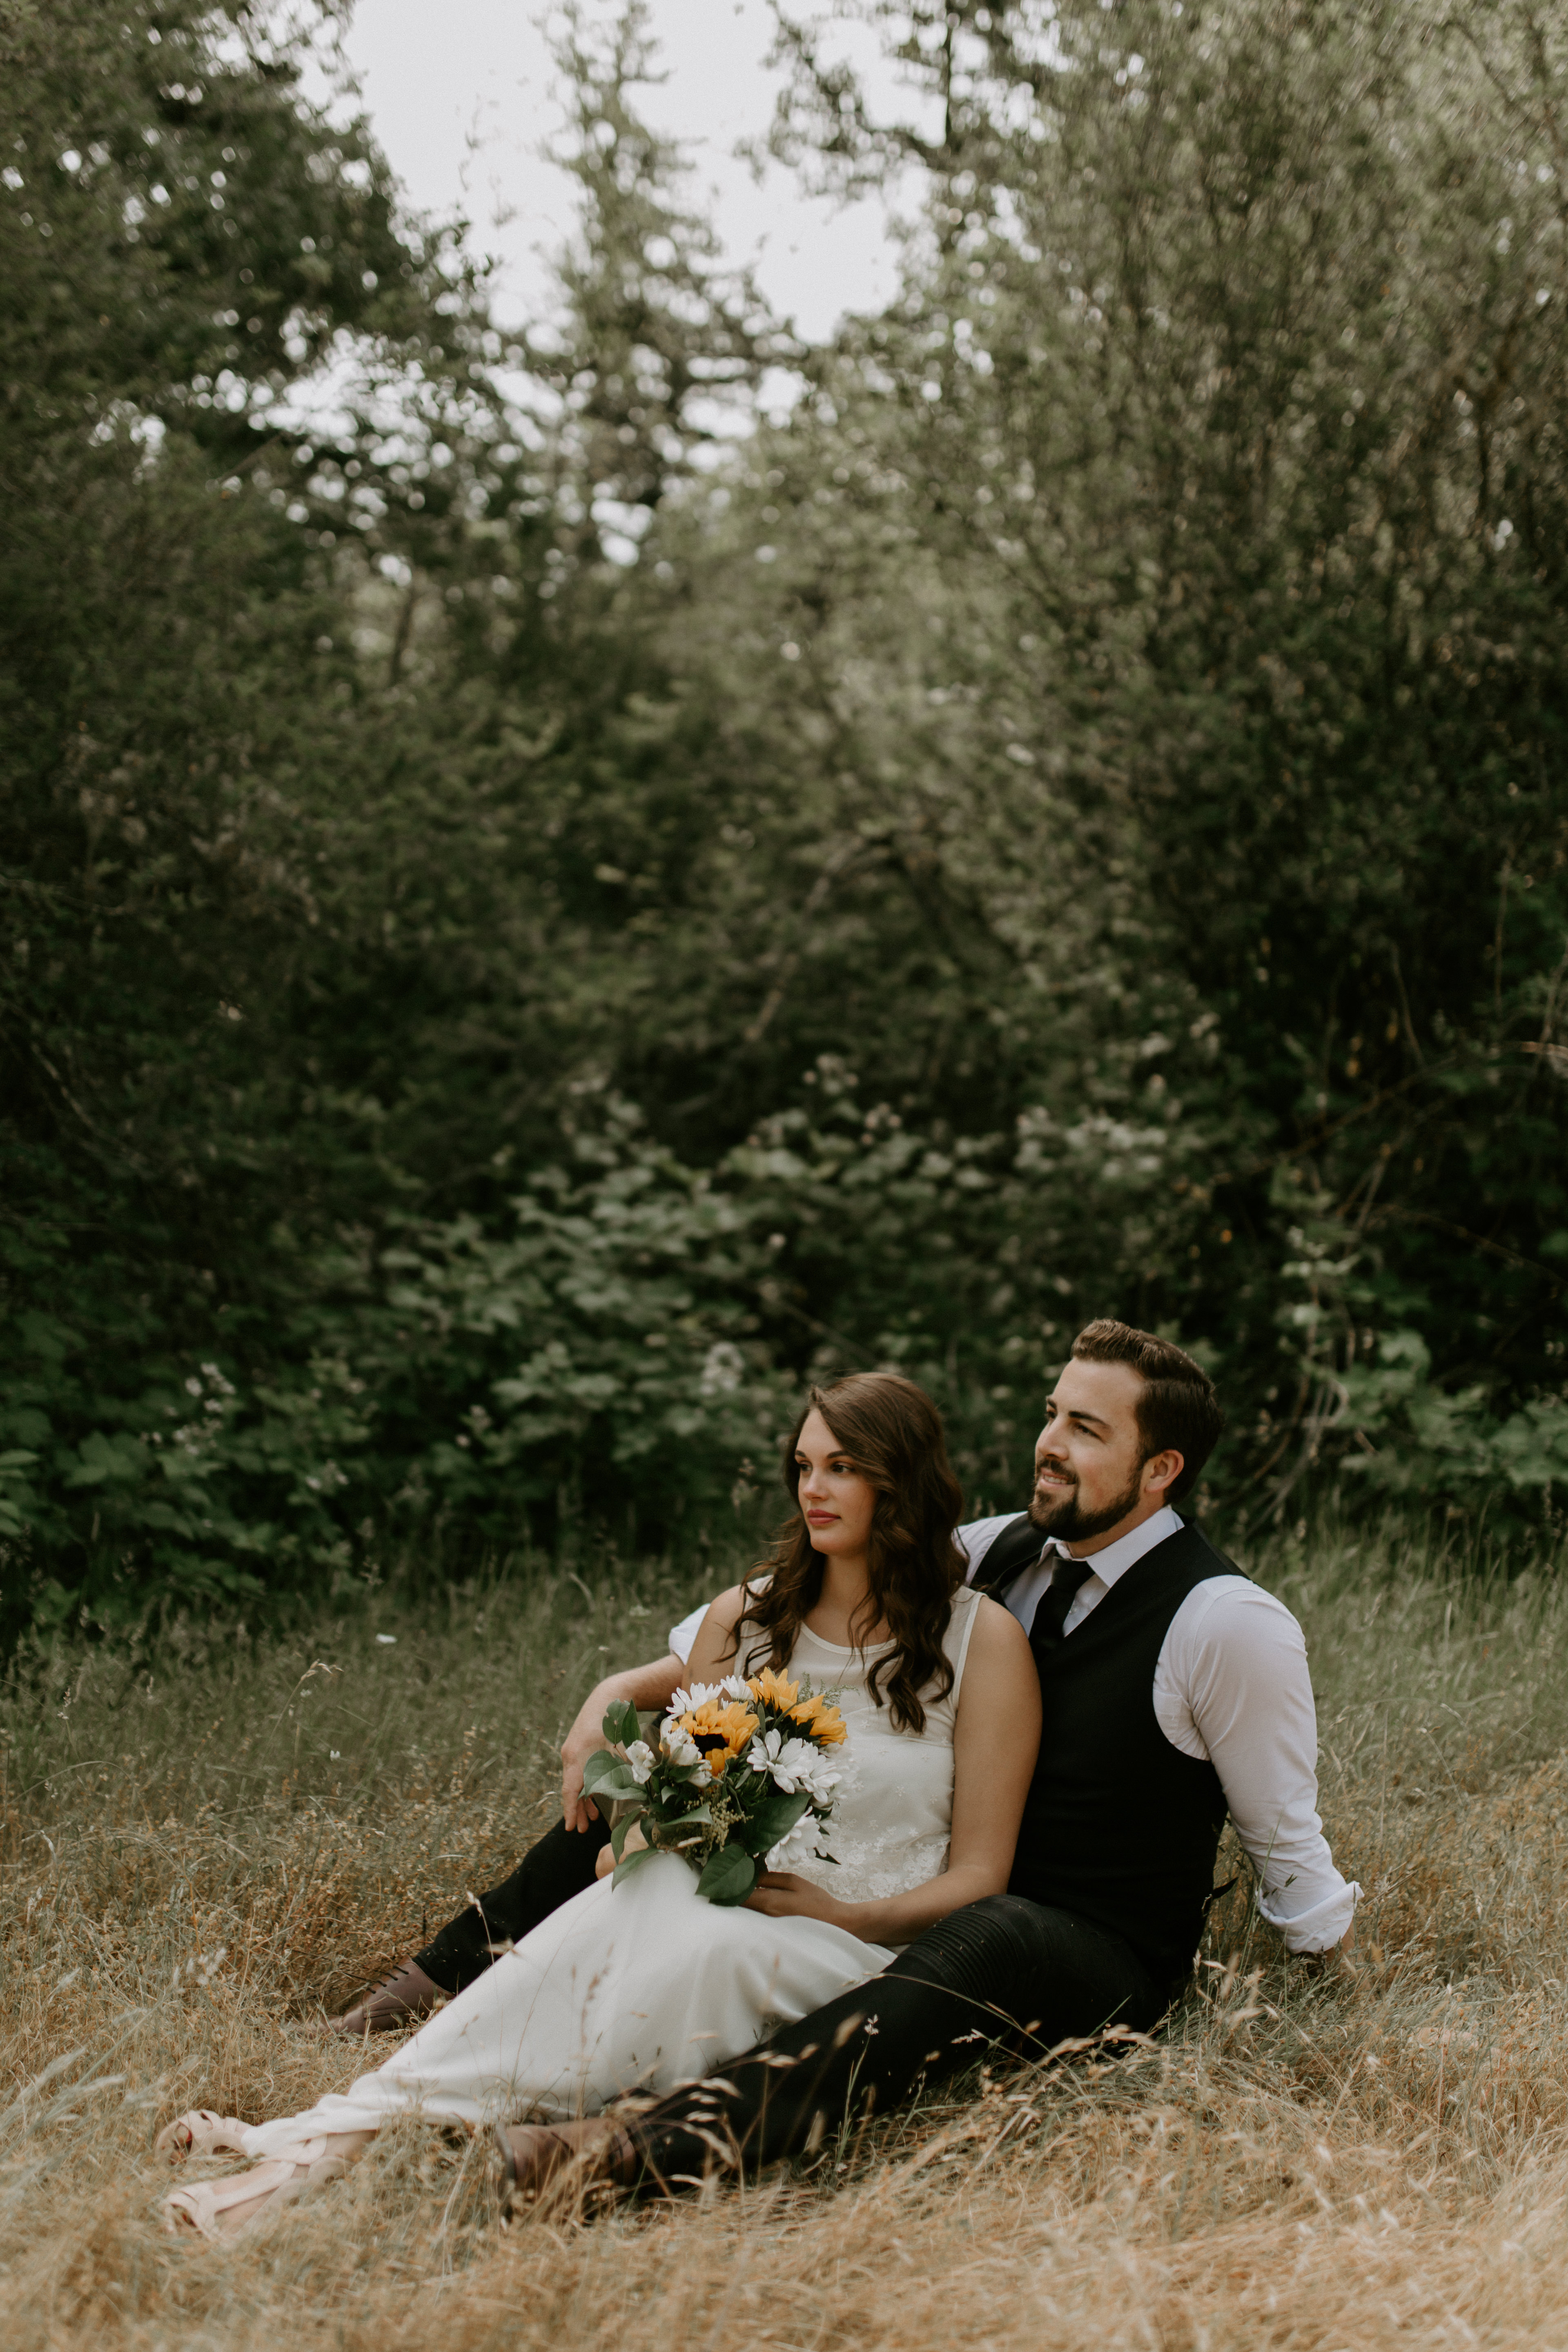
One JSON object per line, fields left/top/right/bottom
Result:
{"left": 745, "top": 1596, "right": 1041, "bottom": 1945}
{"left": 680, "top": 1584, "right": 753, "bottom": 1683}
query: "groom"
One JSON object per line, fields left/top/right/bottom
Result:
{"left": 336, "top": 1321, "right": 1358, "bottom": 2183}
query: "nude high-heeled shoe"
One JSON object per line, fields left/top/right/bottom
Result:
{"left": 155, "top": 2110, "right": 251, "bottom": 2165}
{"left": 162, "top": 2157, "right": 316, "bottom": 2240}
{"left": 161, "top": 2132, "right": 372, "bottom": 2240}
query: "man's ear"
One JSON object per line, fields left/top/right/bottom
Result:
{"left": 1143, "top": 1448, "right": 1184, "bottom": 1499}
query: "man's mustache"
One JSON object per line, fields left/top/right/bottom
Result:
{"left": 1033, "top": 1459, "right": 1078, "bottom": 1489}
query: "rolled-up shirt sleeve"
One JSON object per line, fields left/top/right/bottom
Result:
{"left": 1158, "top": 1579, "right": 1360, "bottom": 1953}
{"left": 667, "top": 1604, "right": 708, "bottom": 1664}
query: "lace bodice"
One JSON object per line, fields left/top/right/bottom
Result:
{"left": 748, "top": 1587, "right": 982, "bottom": 1920}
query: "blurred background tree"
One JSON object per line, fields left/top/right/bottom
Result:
{"left": 2, "top": 0, "right": 1564, "bottom": 1635}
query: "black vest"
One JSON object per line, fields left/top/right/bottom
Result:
{"left": 976, "top": 1513, "right": 1244, "bottom": 1987}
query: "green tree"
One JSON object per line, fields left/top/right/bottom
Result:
{"left": 0, "top": 0, "right": 489, "bottom": 1621}
{"left": 744, "top": 0, "right": 1568, "bottom": 1521}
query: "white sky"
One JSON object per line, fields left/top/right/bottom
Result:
{"left": 333, "top": 0, "right": 915, "bottom": 342}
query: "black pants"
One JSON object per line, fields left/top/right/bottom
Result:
{"left": 412, "top": 1815, "right": 610, "bottom": 1993}
{"left": 625, "top": 1894, "right": 1167, "bottom": 2187}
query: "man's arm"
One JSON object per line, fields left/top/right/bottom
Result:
{"left": 560, "top": 1599, "right": 711, "bottom": 1830}
{"left": 955, "top": 1514, "right": 1022, "bottom": 1584}
{"left": 561, "top": 1652, "right": 686, "bottom": 1831}
{"left": 1164, "top": 1580, "right": 1361, "bottom": 1953}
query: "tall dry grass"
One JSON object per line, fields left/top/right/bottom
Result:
{"left": 4, "top": 1524, "right": 1568, "bottom": 2349}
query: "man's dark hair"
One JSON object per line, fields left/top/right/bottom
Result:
{"left": 1070, "top": 1319, "right": 1225, "bottom": 1503}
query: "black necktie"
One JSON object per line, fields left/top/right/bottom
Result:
{"left": 1030, "top": 1557, "right": 1094, "bottom": 1651}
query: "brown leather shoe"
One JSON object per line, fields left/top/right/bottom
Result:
{"left": 330, "top": 1960, "right": 441, "bottom": 2037}
{"left": 491, "top": 2117, "right": 635, "bottom": 2212}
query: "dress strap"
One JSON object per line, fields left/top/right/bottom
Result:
{"left": 946, "top": 1584, "right": 984, "bottom": 1708}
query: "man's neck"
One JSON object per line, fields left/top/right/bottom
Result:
{"left": 1060, "top": 1498, "right": 1176, "bottom": 1561}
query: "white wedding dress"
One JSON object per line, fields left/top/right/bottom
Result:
{"left": 241, "top": 1588, "right": 981, "bottom": 2156}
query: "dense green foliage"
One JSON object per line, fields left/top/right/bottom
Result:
{"left": 2, "top": 0, "right": 1565, "bottom": 1633}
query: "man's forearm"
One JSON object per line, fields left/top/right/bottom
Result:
{"left": 561, "top": 1650, "right": 686, "bottom": 1829}
{"left": 573, "top": 1651, "right": 684, "bottom": 1731}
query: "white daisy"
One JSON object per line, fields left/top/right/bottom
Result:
{"left": 766, "top": 1817, "right": 836, "bottom": 1872}
{"left": 747, "top": 1727, "right": 842, "bottom": 1802}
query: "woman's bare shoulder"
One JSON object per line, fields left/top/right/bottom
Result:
{"left": 686, "top": 1579, "right": 769, "bottom": 1674}
{"left": 954, "top": 1595, "right": 1038, "bottom": 1744}
{"left": 964, "top": 1591, "right": 1035, "bottom": 1663}
{"left": 699, "top": 1581, "right": 754, "bottom": 1635}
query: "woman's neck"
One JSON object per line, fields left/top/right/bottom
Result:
{"left": 804, "top": 1552, "right": 889, "bottom": 1648}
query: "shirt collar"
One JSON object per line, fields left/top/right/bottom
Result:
{"left": 1042, "top": 1503, "right": 1183, "bottom": 1591}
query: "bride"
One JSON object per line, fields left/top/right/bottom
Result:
{"left": 158, "top": 1371, "right": 1040, "bottom": 2235}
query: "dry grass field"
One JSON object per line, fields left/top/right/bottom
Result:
{"left": 5, "top": 1523, "right": 1568, "bottom": 2350}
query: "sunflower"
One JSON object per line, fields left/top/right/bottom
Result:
{"left": 675, "top": 1697, "right": 760, "bottom": 1778}
{"left": 748, "top": 1666, "right": 801, "bottom": 1714}
{"left": 788, "top": 1692, "right": 848, "bottom": 1747}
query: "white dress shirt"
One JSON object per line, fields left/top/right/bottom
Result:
{"left": 667, "top": 1508, "right": 1358, "bottom": 1955}
{"left": 956, "top": 1506, "right": 1359, "bottom": 1951}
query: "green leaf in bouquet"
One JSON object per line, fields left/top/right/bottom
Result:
{"left": 601, "top": 1698, "right": 644, "bottom": 1749}
{"left": 657, "top": 1806, "right": 712, "bottom": 1833}
{"left": 610, "top": 1811, "right": 650, "bottom": 1862}
{"left": 738, "top": 1787, "right": 810, "bottom": 1858}
{"left": 696, "top": 1842, "right": 758, "bottom": 1907}
{"left": 612, "top": 1842, "right": 662, "bottom": 1888}
{"left": 583, "top": 1753, "right": 645, "bottom": 1803}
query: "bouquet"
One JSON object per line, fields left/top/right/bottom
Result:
{"left": 583, "top": 1668, "right": 849, "bottom": 1906}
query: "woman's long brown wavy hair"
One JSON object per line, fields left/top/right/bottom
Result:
{"left": 734, "top": 1372, "right": 967, "bottom": 1735}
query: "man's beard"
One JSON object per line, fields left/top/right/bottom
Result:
{"left": 1027, "top": 1459, "right": 1147, "bottom": 1545}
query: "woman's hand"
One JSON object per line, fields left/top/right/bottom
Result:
{"left": 595, "top": 1820, "right": 647, "bottom": 1881}
{"left": 744, "top": 1871, "right": 851, "bottom": 1930}
{"left": 742, "top": 1597, "right": 1039, "bottom": 1955}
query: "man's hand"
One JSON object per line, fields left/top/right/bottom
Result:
{"left": 561, "top": 1717, "right": 606, "bottom": 1833}
{"left": 1296, "top": 1922, "right": 1356, "bottom": 1980}
{"left": 558, "top": 1649, "right": 688, "bottom": 1832}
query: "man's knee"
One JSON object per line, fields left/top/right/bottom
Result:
{"left": 414, "top": 1816, "right": 608, "bottom": 1993}
{"left": 962, "top": 1893, "right": 1056, "bottom": 1945}
{"left": 889, "top": 1895, "right": 1161, "bottom": 2045}
{"left": 882, "top": 1893, "right": 1055, "bottom": 2029}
